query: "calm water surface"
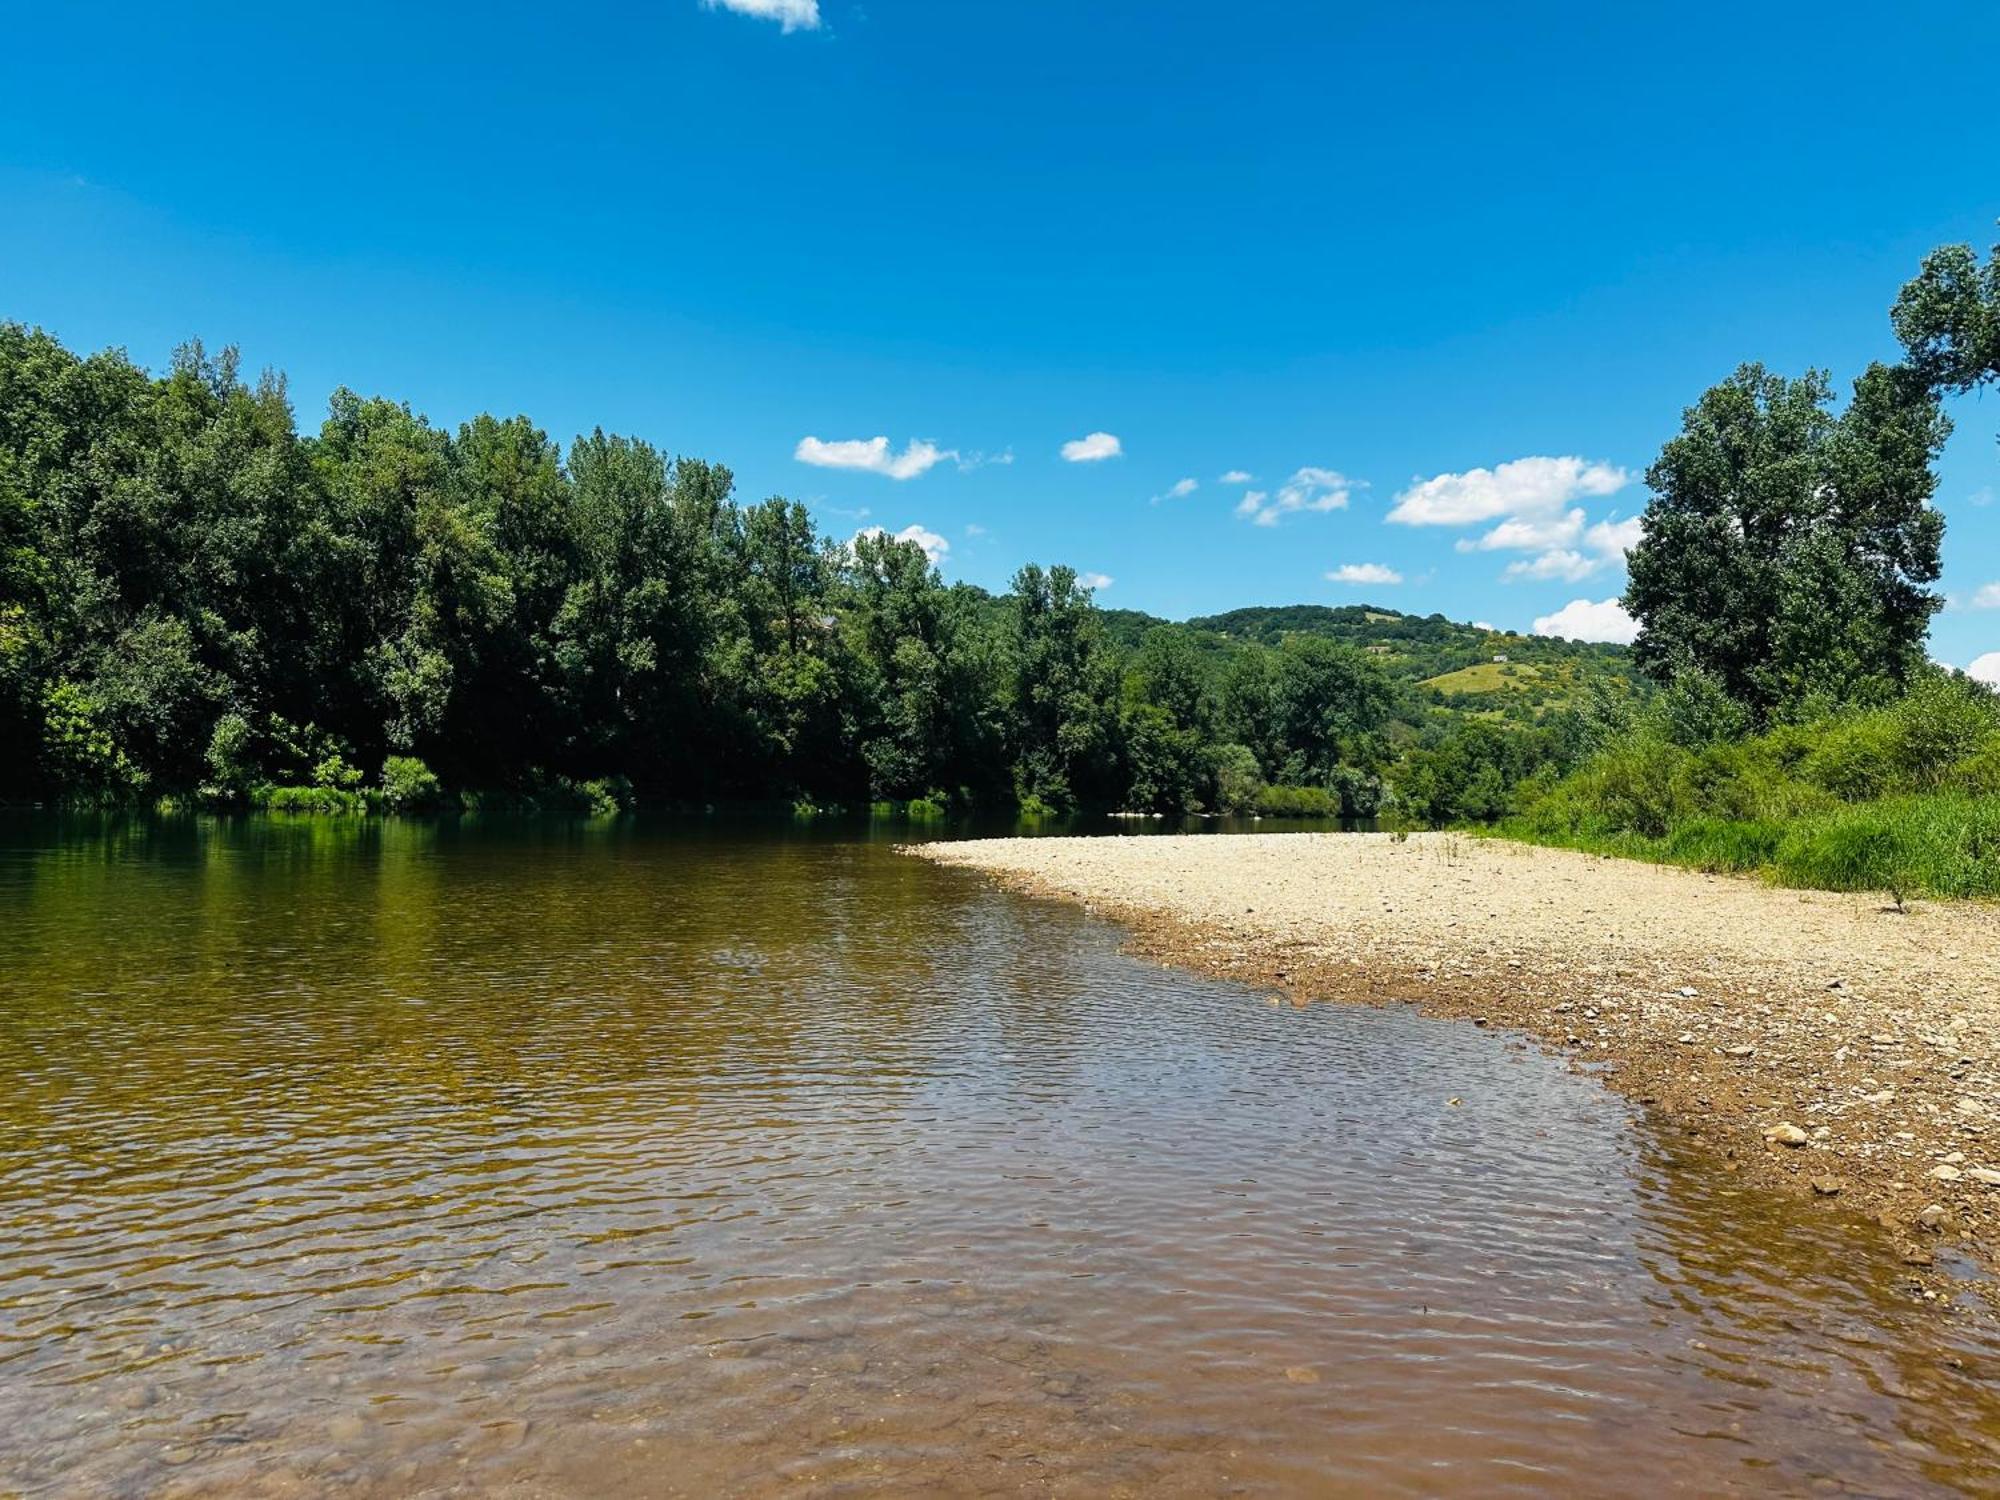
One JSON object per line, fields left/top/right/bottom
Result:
{"left": 3, "top": 814, "right": 1999, "bottom": 1497}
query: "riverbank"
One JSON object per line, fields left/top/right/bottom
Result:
{"left": 911, "top": 831, "right": 2000, "bottom": 1287}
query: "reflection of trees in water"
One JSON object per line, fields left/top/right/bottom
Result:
{"left": 1624, "top": 1127, "right": 2000, "bottom": 1477}
{"left": 0, "top": 818, "right": 991, "bottom": 1205}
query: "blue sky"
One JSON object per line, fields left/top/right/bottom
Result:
{"left": 3, "top": 1, "right": 1997, "bottom": 671}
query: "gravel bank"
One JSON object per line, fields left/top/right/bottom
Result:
{"left": 912, "top": 831, "right": 2000, "bottom": 1284}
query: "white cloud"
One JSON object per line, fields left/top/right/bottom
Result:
{"left": 1460, "top": 508, "right": 1586, "bottom": 554}
{"left": 1151, "top": 476, "right": 1198, "bottom": 503}
{"left": 1078, "top": 571, "right": 1114, "bottom": 591}
{"left": 1389, "top": 456, "right": 1629, "bottom": 527}
{"left": 704, "top": 0, "right": 820, "bottom": 30}
{"left": 1971, "top": 582, "right": 2000, "bottom": 610}
{"left": 1585, "top": 515, "right": 1644, "bottom": 557}
{"left": 1971, "top": 486, "right": 1995, "bottom": 509}
{"left": 854, "top": 523, "right": 950, "bottom": 565}
{"left": 1532, "top": 597, "right": 1639, "bottom": 644}
{"left": 1219, "top": 469, "right": 1254, "bottom": 484}
{"left": 1969, "top": 652, "right": 2000, "bottom": 687}
{"left": 1236, "top": 466, "right": 1357, "bottom": 527}
{"left": 1061, "top": 431, "right": 1123, "bottom": 463}
{"left": 1473, "top": 621, "right": 1497, "bottom": 631}
{"left": 964, "top": 522, "right": 987, "bottom": 537}
{"left": 1326, "top": 563, "right": 1403, "bottom": 586}
{"left": 957, "top": 449, "right": 1013, "bottom": 471}
{"left": 796, "top": 435, "right": 953, "bottom": 480}
{"left": 1477, "top": 509, "right": 1644, "bottom": 584}
{"left": 1504, "top": 549, "right": 1599, "bottom": 583}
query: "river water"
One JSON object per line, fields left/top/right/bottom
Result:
{"left": 2, "top": 814, "right": 1998, "bottom": 1496}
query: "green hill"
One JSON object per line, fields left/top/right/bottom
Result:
{"left": 1087, "top": 601, "right": 1640, "bottom": 719}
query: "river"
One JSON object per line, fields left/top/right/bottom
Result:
{"left": 2, "top": 814, "right": 1997, "bottom": 1495}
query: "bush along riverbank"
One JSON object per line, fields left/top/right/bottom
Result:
{"left": 1506, "top": 671, "right": 2000, "bottom": 902}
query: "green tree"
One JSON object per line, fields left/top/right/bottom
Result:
{"left": 1122, "top": 626, "right": 1217, "bottom": 813}
{"left": 1219, "top": 643, "right": 1284, "bottom": 776}
{"left": 841, "top": 529, "right": 1003, "bottom": 802}
{"left": 551, "top": 429, "right": 684, "bottom": 770}
{"left": 1624, "top": 362, "right": 1947, "bottom": 718}
{"left": 0, "top": 450, "right": 43, "bottom": 781}
{"left": 1273, "top": 634, "right": 1396, "bottom": 783}
{"left": 1893, "top": 233, "right": 2000, "bottom": 419}
{"left": 1008, "top": 563, "right": 1123, "bottom": 810}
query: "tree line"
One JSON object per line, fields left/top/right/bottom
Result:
{"left": 1, "top": 229, "right": 1993, "bottom": 820}
{"left": 0, "top": 327, "right": 1468, "bottom": 814}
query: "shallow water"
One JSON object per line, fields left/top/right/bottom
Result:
{"left": 2, "top": 814, "right": 1998, "bottom": 1497}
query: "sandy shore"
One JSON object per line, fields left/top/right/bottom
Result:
{"left": 911, "top": 831, "right": 2000, "bottom": 1283}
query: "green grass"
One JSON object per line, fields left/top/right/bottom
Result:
{"left": 1420, "top": 661, "right": 1550, "bottom": 695}
{"left": 1255, "top": 784, "right": 1340, "bottom": 818}
{"left": 1495, "top": 669, "right": 2000, "bottom": 901}
{"left": 1502, "top": 794, "right": 2000, "bottom": 902}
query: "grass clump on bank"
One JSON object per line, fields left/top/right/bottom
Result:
{"left": 1505, "top": 670, "right": 2000, "bottom": 900}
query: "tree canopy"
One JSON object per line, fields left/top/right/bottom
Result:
{"left": 1893, "top": 233, "right": 2000, "bottom": 414}
{"left": 2, "top": 322, "right": 1464, "bottom": 817}
{"left": 1623, "top": 361, "right": 1948, "bottom": 717}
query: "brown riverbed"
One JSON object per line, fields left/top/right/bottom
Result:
{"left": 6, "top": 816, "right": 2000, "bottom": 1496}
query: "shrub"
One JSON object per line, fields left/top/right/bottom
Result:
{"left": 1945, "top": 742, "right": 2000, "bottom": 797}
{"left": 313, "top": 753, "right": 364, "bottom": 791}
{"left": 1656, "top": 665, "right": 1751, "bottom": 749}
{"left": 379, "top": 755, "right": 442, "bottom": 811}
{"left": 260, "top": 783, "right": 367, "bottom": 814}
{"left": 1255, "top": 784, "right": 1338, "bottom": 818}
{"left": 577, "top": 776, "right": 631, "bottom": 816}
{"left": 201, "top": 711, "right": 259, "bottom": 802}
{"left": 1561, "top": 735, "right": 1692, "bottom": 838}
{"left": 1801, "top": 710, "right": 1899, "bottom": 801}
{"left": 40, "top": 680, "right": 142, "bottom": 799}
{"left": 1210, "top": 742, "right": 1265, "bottom": 815}
{"left": 1888, "top": 671, "right": 2000, "bottom": 788}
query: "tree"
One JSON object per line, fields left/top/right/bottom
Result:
{"left": 1623, "top": 362, "right": 1947, "bottom": 717}
{"left": 1219, "top": 644, "right": 1284, "bottom": 777}
{"left": 1122, "top": 626, "right": 1215, "bottom": 813}
{"left": 841, "top": 530, "right": 1003, "bottom": 802}
{"left": 0, "top": 450, "right": 42, "bottom": 781}
{"left": 1273, "top": 635, "right": 1395, "bottom": 783}
{"left": 1007, "top": 564, "right": 1123, "bottom": 810}
{"left": 551, "top": 429, "right": 680, "bottom": 769}
{"left": 1893, "top": 234, "right": 2000, "bottom": 417}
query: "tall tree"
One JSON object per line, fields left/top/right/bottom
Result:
{"left": 1273, "top": 634, "right": 1396, "bottom": 783}
{"left": 1623, "top": 362, "right": 1947, "bottom": 716}
{"left": 1007, "top": 564, "right": 1123, "bottom": 810}
{"left": 1122, "top": 626, "right": 1215, "bottom": 813}
{"left": 551, "top": 429, "right": 679, "bottom": 769}
{"left": 1893, "top": 234, "right": 2000, "bottom": 423}
{"left": 841, "top": 530, "right": 1003, "bottom": 802}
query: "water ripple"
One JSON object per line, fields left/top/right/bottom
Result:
{"left": 1, "top": 815, "right": 1997, "bottom": 1496}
